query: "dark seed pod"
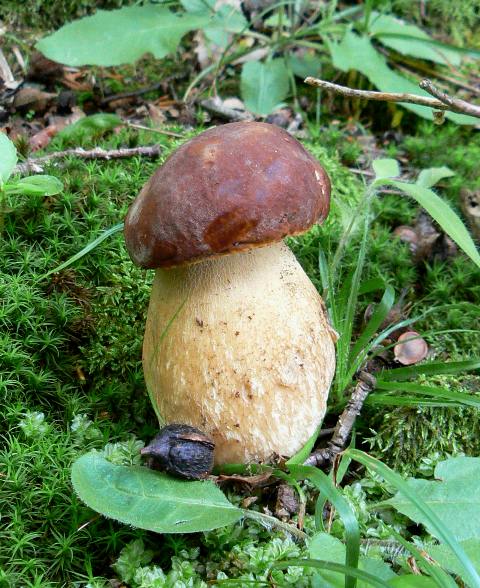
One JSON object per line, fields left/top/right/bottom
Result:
{"left": 141, "top": 424, "right": 215, "bottom": 480}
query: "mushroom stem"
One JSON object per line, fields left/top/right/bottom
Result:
{"left": 143, "top": 242, "right": 336, "bottom": 465}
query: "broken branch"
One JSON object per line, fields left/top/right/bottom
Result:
{"left": 304, "top": 77, "right": 480, "bottom": 119}
{"left": 14, "top": 145, "right": 162, "bottom": 174}
{"left": 303, "top": 371, "right": 377, "bottom": 468}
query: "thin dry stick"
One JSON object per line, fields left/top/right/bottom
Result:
{"left": 419, "top": 79, "right": 480, "bottom": 117}
{"left": 304, "top": 77, "right": 480, "bottom": 119}
{"left": 303, "top": 371, "right": 377, "bottom": 468}
{"left": 126, "top": 122, "right": 184, "bottom": 138}
{"left": 15, "top": 145, "right": 162, "bottom": 174}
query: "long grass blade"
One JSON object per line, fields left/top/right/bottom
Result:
{"left": 271, "top": 559, "right": 391, "bottom": 588}
{"left": 290, "top": 465, "right": 360, "bottom": 588}
{"left": 374, "top": 381, "right": 480, "bottom": 408}
{"left": 380, "top": 360, "right": 480, "bottom": 381}
{"left": 389, "top": 530, "right": 458, "bottom": 588}
{"left": 42, "top": 222, "right": 124, "bottom": 278}
{"left": 348, "top": 285, "right": 395, "bottom": 373}
{"left": 345, "top": 449, "right": 480, "bottom": 588}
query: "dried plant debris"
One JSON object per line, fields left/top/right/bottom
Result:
{"left": 460, "top": 187, "right": 480, "bottom": 240}
{"left": 394, "top": 211, "right": 458, "bottom": 263}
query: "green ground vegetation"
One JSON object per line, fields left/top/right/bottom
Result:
{"left": 1, "top": 117, "right": 480, "bottom": 584}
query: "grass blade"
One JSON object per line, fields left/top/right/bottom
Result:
{"left": 271, "top": 559, "right": 391, "bottom": 588}
{"left": 345, "top": 449, "right": 480, "bottom": 588}
{"left": 374, "top": 381, "right": 480, "bottom": 408}
{"left": 290, "top": 465, "right": 360, "bottom": 588}
{"left": 380, "top": 360, "right": 480, "bottom": 381}
{"left": 43, "top": 222, "right": 124, "bottom": 278}
{"left": 348, "top": 285, "right": 395, "bottom": 375}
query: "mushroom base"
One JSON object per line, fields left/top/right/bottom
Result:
{"left": 143, "top": 242, "right": 336, "bottom": 465}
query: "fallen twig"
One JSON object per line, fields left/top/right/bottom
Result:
{"left": 126, "top": 122, "right": 184, "bottom": 138}
{"left": 14, "top": 145, "right": 162, "bottom": 174}
{"left": 100, "top": 82, "right": 164, "bottom": 106}
{"left": 200, "top": 96, "right": 254, "bottom": 122}
{"left": 303, "top": 371, "right": 377, "bottom": 468}
{"left": 304, "top": 77, "right": 480, "bottom": 119}
{"left": 419, "top": 79, "right": 480, "bottom": 118}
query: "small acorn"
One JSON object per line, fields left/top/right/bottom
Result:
{"left": 140, "top": 424, "right": 215, "bottom": 480}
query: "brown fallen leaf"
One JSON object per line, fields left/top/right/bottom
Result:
{"left": 13, "top": 86, "right": 57, "bottom": 113}
{"left": 27, "top": 51, "right": 64, "bottom": 84}
{"left": 275, "top": 483, "right": 299, "bottom": 520}
{"left": 394, "top": 211, "right": 457, "bottom": 264}
{"left": 460, "top": 187, "right": 480, "bottom": 241}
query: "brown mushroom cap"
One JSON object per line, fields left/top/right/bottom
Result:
{"left": 124, "top": 121, "right": 331, "bottom": 268}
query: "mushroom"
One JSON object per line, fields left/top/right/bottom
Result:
{"left": 124, "top": 121, "right": 336, "bottom": 465}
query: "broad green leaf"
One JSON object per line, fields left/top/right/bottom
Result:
{"left": 72, "top": 452, "right": 243, "bottom": 533}
{"left": 290, "top": 465, "right": 360, "bottom": 588}
{"left": 327, "top": 31, "right": 477, "bottom": 124}
{"left": 346, "top": 450, "right": 480, "bottom": 588}
{"left": 309, "top": 533, "right": 396, "bottom": 588}
{"left": 59, "top": 114, "right": 122, "bottom": 139}
{"left": 287, "top": 50, "right": 323, "bottom": 79}
{"left": 37, "top": 5, "right": 208, "bottom": 66}
{"left": 416, "top": 166, "right": 455, "bottom": 188}
{"left": 380, "top": 359, "right": 480, "bottom": 381}
{"left": 240, "top": 59, "right": 290, "bottom": 115}
{"left": 181, "top": 0, "right": 247, "bottom": 47}
{"left": 369, "top": 12, "right": 462, "bottom": 66}
{"left": 386, "top": 457, "right": 480, "bottom": 543}
{"left": 0, "top": 132, "right": 17, "bottom": 184}
{"left": 372, "top": 159, "right": 400, "bottom": 180}
{"left": 427, "top": 539, "right": 480, "bottom": 582}
{"left": 388, "top": 179, "right": 480, "bottom": 268}
{"left": 5, "top": 175, "right": 63, "bottom": 196}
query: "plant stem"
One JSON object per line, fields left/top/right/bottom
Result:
{"left": 242, "top": 509, "right": 307, "bottom": 542}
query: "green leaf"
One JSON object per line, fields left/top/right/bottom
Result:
{"left": 416, "top": 166, "right": 455, "bottom": 188}
{"left": 372, "top": 159, "right": 400, "bottom": 180}
{"left": 59, "top": 114, "right": 122, "bottom": 139}
{"left": 380, "top": 359, "right": 480, "bottom": 381}
{"left": 290, "top": 465, "right": 360, "bottom": 588}
{"left": 327, "top": 31, "right": 477, "bottom": 124}
{"left": 309, "top": 533, "right": 396, "bottom": 588}
{"left": 5, "top": 175, "right": 63, "bottom": 196}
{"left": 427, "top": 539, "right": 480, "bottom": 582}
{"left": 72, "top": 452, "right": 243, "bottom": 533}
{"left": 369, "top": 12, "right": 462, "bottom": 66}
{"left": 0, "top": 132, "right": 17, "bottom": 184}
{"left": 36, "top": 5, "right": 208, "bottom": 66}
{"left": 388, "top": 179, "right": 480, "bottom": 269}
{"left": 181, "top": 0, "right": 247, "bottom": 47}
{"left": 287, "top": 50, "right": 323, "bottom": 79}
{"left": 240, "top": 59, "right": 290, "bottom": 115}
{"left": 386, "top": 457, "right": 480, "bottom": 543}
{"left": 347, "top": 451, "right": 480, "bottom": 588}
